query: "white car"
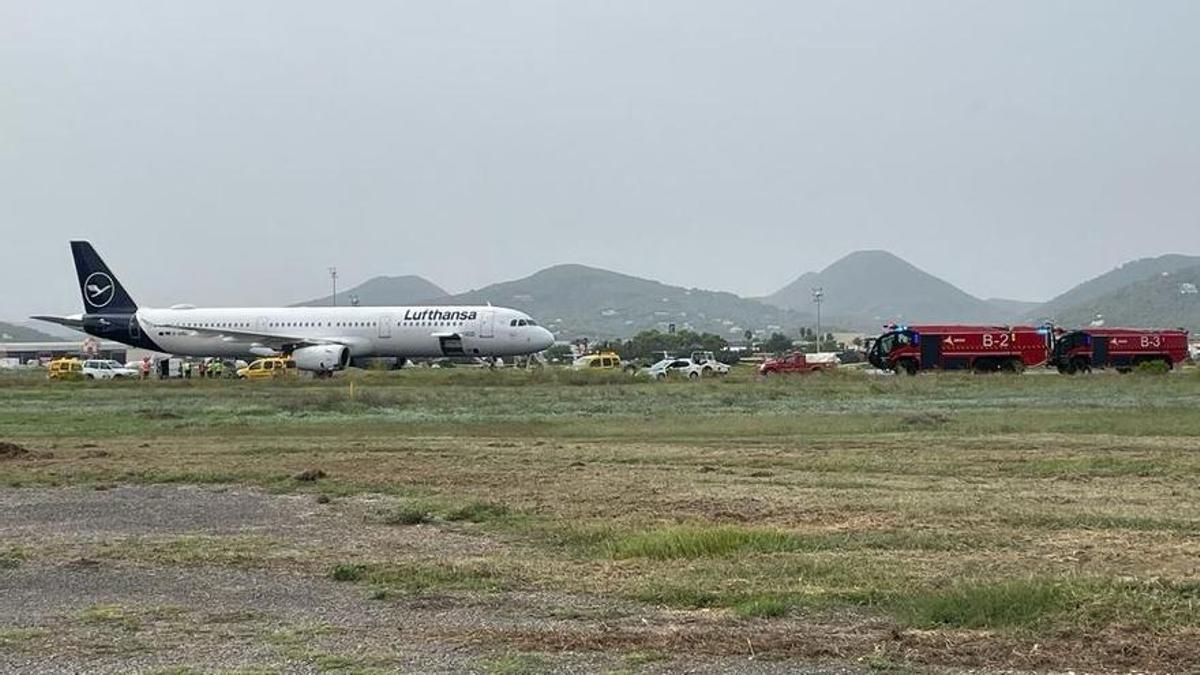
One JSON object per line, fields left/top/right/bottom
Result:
{"left": 645, "top": 356, "right": 727, "bottom": 380}
{"left": 82, "top": 359, "right": 138, "bottom": 380}
{"left": 689, "top": 351, "right": 731, "bottom": 376}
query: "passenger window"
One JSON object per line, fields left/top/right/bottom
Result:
{"left": 589, "top": 359, "right": 602, "bottom": 368}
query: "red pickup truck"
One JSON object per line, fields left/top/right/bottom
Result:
{"left": 759, "top": 352, "right": 838, "bottom": 376}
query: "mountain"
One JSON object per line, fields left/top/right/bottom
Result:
{"left": 295, "top": 275, "right": 448, "bottom": 307}
{"left": 434, "top": 264, "right": 811, "bottom": 339}
{"left": 0, "top": 321, "right": 62, "bottom": 342}
{"left": 1050, "top": 264, "right": 1200, "bottom": 332}
{"left": 763, "top": 250, "right": 1004, "bottom": 329}
{"left": 1035, "top": 254, "right": 1200, "bottom": 321}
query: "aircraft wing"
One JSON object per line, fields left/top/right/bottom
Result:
{"left": 149, "top": 322, "right": 353, "bottom": 351}
{"left": 30, "top": 315, "right": 86, "bottom": 331}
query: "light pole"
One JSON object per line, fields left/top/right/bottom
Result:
{"left": 812, "top": 287, "right": 824, "bottom": 348}
{"left": 329, "top": 267, "right": 338, "bottom": 307}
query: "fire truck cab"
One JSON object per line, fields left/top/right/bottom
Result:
{"left": 868, "top": 324, "right": 1050, "bottom": 375}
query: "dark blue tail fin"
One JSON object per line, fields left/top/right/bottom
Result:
{"left": 70, "top": 241, "right": 138, "bottom": 313}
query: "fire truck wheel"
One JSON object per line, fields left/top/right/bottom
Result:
{"left": 1070, "top": 357, "right": 1090, "bottom": 374}
{"left": 895, "top": 359, "right": 918, "bottom": 376}
{"left": 1003, "top": 358, "right": 1025, "bottom": 374}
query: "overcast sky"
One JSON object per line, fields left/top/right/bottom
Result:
{"left": 3, "top": 1, "right": 1198, "bottom": 318}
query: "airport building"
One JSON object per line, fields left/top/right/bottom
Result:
{"left": 0, "top": 340, "right": 131, "bottom": 366}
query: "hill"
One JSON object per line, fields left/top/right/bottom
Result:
{"left": 1035, "top": 254, "right": 1200, "bottom": 321}
{"left": 763, "top": 250, "right": 1005, "bottom": 329}
{"left": 1051, "top": 264, "right": 1200, "bottom": 332}
{"left": 435, "top": 264, "right": 810, "bottom": 340}
{"left": 0, "top": 321, "right": 62, "bottom": 342}
{"left": 295, "top": 275, "right": 447, "bottom": 307}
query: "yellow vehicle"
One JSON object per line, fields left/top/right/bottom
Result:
{"left": 571, "top": 351, "right": 622, "bottom": 370}
{"left": 47, "top": 357, "right": 84, "bottom": 381}
{"left": 237, "top": 357, "right": 297, "bottom": 379}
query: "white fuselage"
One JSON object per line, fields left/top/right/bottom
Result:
{"left": 136, "top": 305, "right": 555, "bottom": 359}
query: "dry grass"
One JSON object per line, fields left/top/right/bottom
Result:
{"left": 3, "top": 369, "right": 1200, "bottom": 670}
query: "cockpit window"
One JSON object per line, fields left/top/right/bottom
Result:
{"left": 526, "top": 319, "right": 537, "bottom": 326}
{"left": 509, "top": 319, "right": 517, "bottom": 327}
{"left": 518, "top": 319, "right": 528, "bottom": 326}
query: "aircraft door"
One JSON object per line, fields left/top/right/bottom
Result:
{"left": 257, "top": 316, "right": 269, "bottom": 333}
{"left": 129, "top": 315, "right": 141, "bottom": 341}
{"left": 378, "top": 315, "right": 391, "bottom": 339}
{"left": 479, "top": 310, "right": 494, "bottom": 338}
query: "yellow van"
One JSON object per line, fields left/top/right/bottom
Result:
{"left": 48, "top": 358, "right": 84, "bottom": 381}
{"left": 237, "top": 357, "right": 297, "bottom": 379}
{"left": 571, "top": 351, "right": 622, "bottom": 370}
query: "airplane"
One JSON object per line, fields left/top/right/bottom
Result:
{"left": 33, "top": 241, "right": 556, "bottom": 374}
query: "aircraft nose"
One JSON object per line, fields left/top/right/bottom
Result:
{"left": 536, "top": 327, "right": 555, "bottom": 351}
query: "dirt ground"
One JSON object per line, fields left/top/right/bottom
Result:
{"left": 0, "top": 484, "right": 885, "bottom": 674}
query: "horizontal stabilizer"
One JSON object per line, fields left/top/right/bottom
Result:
{"left": 30, "top": 315, "right": 85, "bottom": 331}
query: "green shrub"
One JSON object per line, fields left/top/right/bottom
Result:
{"left": 894, "top": 579, "right": 1072, "bottom": 629}
{"left": 330, "top": 563, "right": 367, "bottom": 582}
{"left": 1135, "top": 360, "right": 1169, "bottom": 375}
{"left": 733, "top": 595, "right": 793, "bottom": 618}
{"left": 444, "top": 500, "right": 510, "bottom": 523}
{"left": 607, "top": 525, "right": 798, "bottom": 559}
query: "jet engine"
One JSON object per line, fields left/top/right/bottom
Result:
{"left": 291, "top": 345, "right": 350, "bottom": 373}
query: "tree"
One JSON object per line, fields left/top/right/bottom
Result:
{"left": 610, "top": 329, "right": 730, "bottom": 363}
{"left": 542, "top": 344, "right": 575, "bottom": 363}
{"left": 761, "top": 332, "right": 794, "bottom": 355}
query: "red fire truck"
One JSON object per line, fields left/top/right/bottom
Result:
{"left": 1048, "top": 328, "right": 1189, "bottom": 373}
{"left": 867, "top": 324, "right": 1050, "bottom": 375}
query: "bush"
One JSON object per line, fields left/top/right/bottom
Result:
{"left": 330, "top": 563, "right": 366, "bottom": 582}
{"left": 733, "top": 595, "right": 794, "bottom": 618}
{"left": 444, "top": 500, "right": 510, "bottom": 522}
{"left": 373, "top": 503, "right": 431, "bottom": 525}
{"left": 1135, "top": 360, "right": 1169, "bottom": 375}
{"left": 894, "top": 579, "right": 1072, "bottom": 629}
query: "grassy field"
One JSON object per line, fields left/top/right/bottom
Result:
{"left": 2, "top": 366, "right": 1199, "bottom": 672}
